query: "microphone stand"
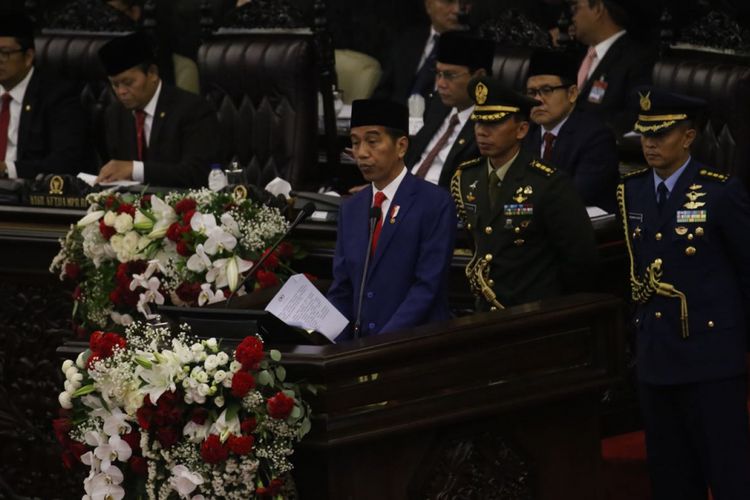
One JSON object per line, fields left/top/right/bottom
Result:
{"left": 224, "top": 202, "right": 315, "bottom": 307}
{"left": 353, "top": 206, "right": 381, "bottom": 338}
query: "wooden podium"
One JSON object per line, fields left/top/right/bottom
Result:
{"left": 273, "top": 293, "right": 624, "bottom": 500}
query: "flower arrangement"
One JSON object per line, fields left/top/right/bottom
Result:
{"left": 54, "top": 321, "right": 312, "bottom": 499}
{"left": 51, "top": 189, "right": 304, "bottom": 335}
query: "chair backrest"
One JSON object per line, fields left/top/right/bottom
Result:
{"left": 334, "top": 49, "right": 382, "bottom": 104}
{"left": 491, "top": 46, "right": 534, "bottom": 92}
{"left": 197, "top": 32, "right": 320, "bottom": 190}
{"left": 652, "top": 50, "right": 750, "bottom": 185}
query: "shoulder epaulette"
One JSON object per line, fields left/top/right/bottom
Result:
{"left": 620, "top": 167, "right": 650, "bottom": 181}
{"left": 699, "top": 169, "right": 729, "bottom": 183}
{"left": 529, "top": 159, "right": 555, "bottom": 177}
{"left": 457, "top": 157, "right": 482, "bottom": 170}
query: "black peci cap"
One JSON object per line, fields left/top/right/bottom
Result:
{"left": 527, "top": 49, "right": 578, "bottom": 85}
{"left": 0, "top": 11, "right": 34, "bottom": 41}
{"left": 350, "top": 99, "right": 409, "bottom": 133}
{"left": 436, "top": 31, "right": 495, "bottom": 73}
{"left": 98, "top": 32, "right": 156, "bottom": 77}
{"left": 468, "top": 76, "right": 540, "bottom": 122}
{"left": 632, "top": 86, "right": 706, "bottom": 135}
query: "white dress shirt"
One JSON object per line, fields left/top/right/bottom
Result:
{"left": 131, "top": 80, "right": 162, "bottom": 182}
{"left": 2, "top": 67, "right": 34, "bottom": 179}
{"left": 372, "top": 164, "right": 407, "bottom": 224}
{"left": 411, "top": 105, "right": 474, "bottom": 185}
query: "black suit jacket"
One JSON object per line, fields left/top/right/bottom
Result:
{"left": 405, "top": 100, "right": 479, "bottom": 188}
{"left": 373, "top": 25, "right": 431, "bottom": 105}
{"left": 14, "top": 70, "right": 96, "bottom": 178}
{"left": 104, "top": 84, "right": 220, "bottom": 188}
{"left": 524, "top": 109, "right": 619, "bottom": 213}
{"left": 576, "top": 34, "right": 655, "bottom": 136}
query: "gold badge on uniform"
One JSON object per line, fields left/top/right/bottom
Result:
{"left": 639, "top": 91, "right": 651, "bottom": 112}
{"left": 683, "top": 190, "right": 706, "bottom": 210}
{"left": 674, "top": 226, "right": 688, "bottom": 236}
{"left": 466, "top": 180, "right": 478, "bottom": 202}
{"left": 475, "top": 82, "right": 488, "bottom": 105}
{"left": 689, "top": 184, "right": 703, "bottom": 191}
{"left": 512, "top": 186, "right": 528, "bottom": 203}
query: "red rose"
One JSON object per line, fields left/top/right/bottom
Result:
{"left": 90, "top": 331, "right": 126, "bottom": 359}
{"left": 181, "top": 209, "right": 197, "bottom": 225}
{"left": 99, "top": 219, "right": 116, "bottom": 240}
{"left": 200, "top": 434, "right": 229, "bottom": 464}
{"left": 116, "top": 203, "right": 136, "bottom": 216}
{"left": 140, "top": 194, "right": 152, "bottom": 208}
{"left": 109, "top": 288, "right": 121, "bottom": 305}
{"left": 64, "top": 262, "right": 81, "bottom": 280}
{"left": 104, "top": 195, "right": 117, "bottom": 209}
{"left": 166, "top": 222, "right": 183, "bottom": 242}
{"left": 227, "top": 434, "right": 254, "bottom": 455}
{"left": 240, "top": 417, "right": 257, "bottom": 434}
{"left": 231, "top": 370, "right": 255, "bottom": 398}
{"left": 269, "top": 478, "right": 284, "bottom": 494}
{"left": 136, "top": 405, "right": 153, "bottom": 430}
{"left": 267, "top": 392, "right": 295, "bottom": 420}
{"left": 52, "top": 418, "right": 72, "bottom": 443}
{"left": 174, "top": 198, "right": 197, "bottom": 215}
{"left": 190, "top": 407, "right": 209, "bottom": 425}
{"left": 129, "top": 455, "right": 148, "bottom": 476}
{"left": 255, "top": 269, "right": 279, "bottom": 289}
{"left": 235, "top": 336, "right": 264, "bottom": 369}
{"left": 156, "top": 426, "right": 180, "bottom": 449}
{"left": 176, "top": 282, "right": 201, "bottom": 304}
{"left": 176, "top": 240, "right": 191, "bottom": 257}
{"left": 122, "top": 431, "right": 141, "bottom": 453}
{"left": 277, "top": 241, "right": 294, "bottom": 259}
{"left": 261, "top": 249, "right": 279, "bottom": 271}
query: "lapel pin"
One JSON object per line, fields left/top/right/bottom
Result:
{"left": 159, "top": 111, "right": 166, "bottom": 118}
{"left": 25, "top": 104, "right": 31, "bottom": 111}
{"left": 389, "top": 205, "right": 400, "bottom": 224}
{"left": 458, "top": 138, "right": 466, "bottom": 145}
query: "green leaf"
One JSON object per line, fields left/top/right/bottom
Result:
{"left": 274, "top": 366, "right": 286, "bottom": 382}
{"left": 270, "top": 349, "right": 282, "bottom": 362}
{"left": 225, "top": 403, "right": 240, "bottom": 422}
{"left": 71, "top": 384, "right": 97, "bottom": 398}
{"left": 134, "top": 356, "right": 153, "bottom": 369}
{"left": 282, "top": 389, "right": 295, "bottom": 398}
{"left": 300, "top": 418, "right": 311, "bottom": 437}
{"left": 258, "top": 370, "right": 273, "bottom": 386}
{"left": 290, "top": 406, "right": 301, "bottom": 419}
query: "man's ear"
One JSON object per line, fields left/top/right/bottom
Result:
{"left": 683, "top": 128, "right": 697, "bottom": 149}
{"left": 516, "top": 119, "right": 530, "bottom": 141}
{"left": 397, "top": 136, "right": 409, "bottom": 159}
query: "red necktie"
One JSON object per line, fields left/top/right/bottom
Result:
{"left": 415, "top": 113, "right": 461, "bottom": 178}
{"left": 577, "top": 47, "right": 597, "bottom": 88}
{"left": 0, "top": 93, "right": 11, "bottom": 161}
{"left": 542, "top": 132, "right": 556, "bottom": 161}
{"left": 134, "top": 109, "right": 147, "bottom": 161}
{"left": 371, "top": 191, "right": 387, "bottom": 255}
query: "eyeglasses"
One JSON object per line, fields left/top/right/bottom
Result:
{"left": 0, "top": 48, "right": 25, "bottom": 62}
{"left": 435, "top": 70, "right": 470, "bottom": 82}
{"left": 525, "top": 84, "right": 571, "bottom": 98}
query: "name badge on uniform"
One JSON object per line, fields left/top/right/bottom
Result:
{"left": 676, "top": 210, "right": 707, "bottom": 223}
{"left": 504, "top": 203, "right": 533, "bottom": 216}
{"left": 588, "top": 77, "right": 608, "bottom": 104}
{"left": 628, "top": 212, "right": 643, "bottom": 223}
{"left": 464, "top": 202, "right": 477, "bottom": 213}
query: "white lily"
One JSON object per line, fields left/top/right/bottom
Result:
{"left": 169, "top": 464, "right": 204, "bottom": 498}
{"left": 136, "top": 351, "right": 183, "bottom": 403}
{"left": 186, "top": 244, "right": 212, "bottom": 273}
{"left": 77, "top": 210, "right": 104, "bottom": 228}
{"left": 203, "top": 225, "right": 237, "bottom": 255}
{"left": 182, "top": 421, "right": 210, "bottom": 443}
{"left": 207, "top": 255, "right": 252, "bottom": 291}
{"left": 208, "top": 408, "right": 241, "bottom": 441}
{"left": 133, "top": 209, "right": 154, "bottom": 232}
{"left": 147, "top": 195, "right": 177, "bottom": 239}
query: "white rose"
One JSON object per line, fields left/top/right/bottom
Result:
{"left": 229, "top": 360, "right": 242, "bottom": 373}
{"left": 215, "top": 352, "right": 229, "bottom": 366}
{"left": 103, "top": 211, "right": 117, "bottom": 226}
{"left": 114, "top": 213, "right": 134, "bottom": 234}
{"left": 204, "top": 355, "right": 218, "bottom": 372}
{"left": 109, "top": 234, "right": 124, "bottom": 253}
{"left": 58, "top": 391, "right": 73, "bottom": 409}
{"left": 76, "top": 351, "right": 87, "bottom": 369}
{"left": 213, "top": 370, "right": 227, "bottom": 383}
{"left": 214, "top": 395, "right": 225, "bottom": 408}
{"left": 206, "top": 338, "right": 218, "bottom": 351}
{"left": 222, "top": 377, "right": 233, "bottom": 388}
{"left": 197, "top": 384, "right": 210, "bottom": 397}
{"left": 195, "top": 371, "right": 208, "bottom": 384}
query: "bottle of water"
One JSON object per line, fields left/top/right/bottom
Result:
{"left": 208, "top": 164, "right": 227, "bottom": 192}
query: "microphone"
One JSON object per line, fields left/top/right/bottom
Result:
{"left": 224, "top": 202, "right": 316, "bottom": 307}
{"left": 353, "top": 206, "right": 381, "bottom": 338}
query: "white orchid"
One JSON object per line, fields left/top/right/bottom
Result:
{"left": 102, "top": 407, "right": 132, "bottom": 436}
{"left": 77, "top": 210, "right": 104, "bottom": 227}
{"left": 220, "top": 212, "right": 240, "bottom": 236}
{"left": 135, "top": 277, "right": 164, "bottom": 318}
{"left": 190, "top": 212, "right": 217, "bottom": 235}
{"left": 203, "top": 225, "right": 237, "bottom": 255}
{"left": 169, "top": 464, "right": 204, "bottom": 498}
{"left": 94, "top": 434, "right": 132, "bottom": 472}
{"left": 186, "top": 244, "right": 212, "bottom": 273}
{"left": 182, "top": 420, "right": 210, "bottom": 443}
{"left": 84, "top": 466, "right": 125, "bottom": 500}
{"left": 197, "top": 283, "right": 225, "bottom": 306}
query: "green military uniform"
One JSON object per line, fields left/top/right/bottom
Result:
{"left": 452, "top": 77, "right": 598, "bottom": 312}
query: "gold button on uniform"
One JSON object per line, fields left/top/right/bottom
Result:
{"left": 467, "top": 223, "right": 472, "bottom": 230}
{"left": 485, "top": 226, "right": 493, "bottom": 235}
{"left": 490, "top": 306, "right": 498, "bottom": 312}
{"left": 685, "top": 246, "right": 696, "bottom": 256}
{"left": 485, "top": 254, "right": 493, "bottom": 262}
{"left": 687, "top": 234, "right": 694, "bottom": 240}
{"left": 514, "top": 239, "right": 525, "bottom": 246}
{"left": 695, "top": 227, "right": 704, "bottom": 236}
{"left": 707, "top": 321, "right": 715, "bottom": 328}
{"left": 655, "top": 232, "right": 663, "bottom": 241}
{"left": 488, "top": 279, "right": 495, "bottom": 287}
{"left": 514, "top": 227, "right": 521, "bottom": 234}
{"left": 655, "top": 311, "right": 662, "bottom": 319}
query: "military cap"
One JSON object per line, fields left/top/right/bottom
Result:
{"left": 98, "top": 32, "right": 156, "bottom": 77}
{"left": 0, "top": 11, "right": 34, "bottom": 41}
{"left": 350, "top": 99, "right": 409, "bottom": 133}
{"left": 467, "top": 76, "right": 540, "bottom": 122}
{"left": 527, "top": 49, "right": 578, "bottom": 85}
{"left": 632, "top": 86, "right": 706, "bottom": 135}
{"left": 436, "top": 32, "right": 495, "bottom": 73}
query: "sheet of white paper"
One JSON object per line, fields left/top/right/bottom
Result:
{"left": 265, "top": 274, "right": 348, "bottom": 342}
{"left": 76, "top": 172, "right": 141, "bottom": 187}
{"left": 264, "top": 177, "right": 292, "bottom": 197}
{"left": 586, "top": 206, "right": 609, "bottom": 218}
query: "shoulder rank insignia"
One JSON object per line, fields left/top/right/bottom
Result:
{"left": 699, "top": 169, "right": 729, "bottom": 183}
{"left": 621, "top": 167, "right": 650, "bottom": 180}
{"left": 529, "top": 160, "right": 555, "bottom": 177}
{"left": 457, "top": 157, "right": 482, "bottom": 170}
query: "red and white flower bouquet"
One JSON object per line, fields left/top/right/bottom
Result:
{"left": 50, "top": 189, "right": 304, "bottom": 335}
{"left": 54, "top": 321, "right": 312, "bottom": 499}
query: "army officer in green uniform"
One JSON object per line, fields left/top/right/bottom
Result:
{"left": 451, "top": 76, "right": 598, "bottom": 311}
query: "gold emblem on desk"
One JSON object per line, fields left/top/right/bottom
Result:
{"left": 49, "top": 175, "right": 64, "bottom": 195}
{"left": 232, "top": 184, "right": 247, "bottom": 201}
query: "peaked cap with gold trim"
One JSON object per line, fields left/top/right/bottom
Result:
{"left": 632, "top": 86, "right": 705, "bottom": 136}
{"left": 467, "top": 76, "right": 540, "bottom": 123}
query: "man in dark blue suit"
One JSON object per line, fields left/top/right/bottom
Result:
{"left": 523, "top": 49, "right": 618, "bottom": 213}
{"left": 327, "top": 99, "right": 456, "bottom": 339}
{"left": 620, "top": 88, "right": 750, "bottom": 500}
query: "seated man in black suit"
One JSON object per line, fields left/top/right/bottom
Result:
{"left": 373, "top": 0, "right": 467, "bottom": 105}
{"left": 406, "top": 32, "right": 495, "bottom": 188}
{"left": 570, "top": 0, "right": 655, "bottom": 136}
{"left": 96, "top": 32, "right": 220, "bottom": 188}
{"left": 522, "top": 49, "right": 618, "bottom": 213}
{"left": 0, "top": 11, "right": 94, "bottom": 179}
